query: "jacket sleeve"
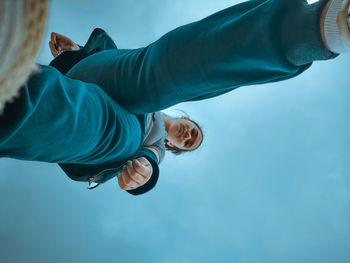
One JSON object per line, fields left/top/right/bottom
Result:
{"left": 58, "top": 147, "right": 160, "bottom": 195}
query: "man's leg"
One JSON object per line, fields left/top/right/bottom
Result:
{"left": 0, "top": 65, "right": 142, "bottom": 164}
{"left": 66, "top": 0, "right": 339, "bottom": 114}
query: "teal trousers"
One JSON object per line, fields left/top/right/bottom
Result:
{"left": 66, "top": 0, "right": 336, "bottom": 114}
{"left": 0, "top": 65, "right": 143, "bottom": 165}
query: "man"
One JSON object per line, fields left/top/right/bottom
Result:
{"left": 1, "top": 0, "right": 349, "bottom": 194}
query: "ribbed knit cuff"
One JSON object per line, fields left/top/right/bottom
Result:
{"left": 324, "top": 0, "right": 350, "bottom": 53}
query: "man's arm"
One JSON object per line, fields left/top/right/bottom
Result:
{"left": 124, "top": 147, "right": 160, "bottom": 196}
{"left": 118, "top": 157, "right": 153, "bottom": 190}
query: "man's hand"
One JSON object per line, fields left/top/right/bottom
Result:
{"left": 118, "top": 157, "right": 153, "bottom": 190}
{"left": 49, "top": 32, "right": 80, "bottom": 57}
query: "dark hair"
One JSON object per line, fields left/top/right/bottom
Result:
{"left": 164, "top": 118, "right": 203, "bottom": 155}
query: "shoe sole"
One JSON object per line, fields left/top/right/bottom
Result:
{"left": 336, "top": 0, "right": 350, "bottom": 42}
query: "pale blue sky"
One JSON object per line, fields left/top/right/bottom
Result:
{"left": 0, "top": 1, "right": 349, "bottom": 262}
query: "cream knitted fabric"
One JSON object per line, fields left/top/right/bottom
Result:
{"left": 0, "top": 0, "right": 49, "bottom": 114}
{"left": 323, "top": 0, "right": 350, "bottom": 53}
